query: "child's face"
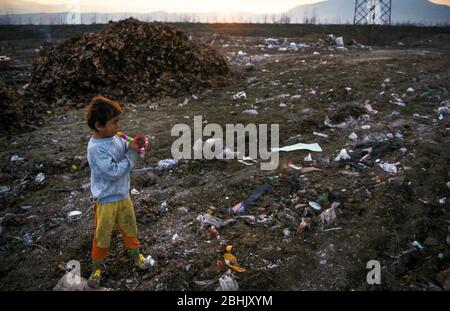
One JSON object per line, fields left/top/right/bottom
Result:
{"left": 96, "top": 116, "right": 120, "bottom": 138}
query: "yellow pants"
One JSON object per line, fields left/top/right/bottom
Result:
{"left": 91, "top": 197, "right": 141, "bottom": 261}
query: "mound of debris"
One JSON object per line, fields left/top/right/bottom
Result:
{"left": 0, "top": 82, "right": 44, "bottom": 131}
{"left": 30, "top": 18, "right": 230, "bottom": 104}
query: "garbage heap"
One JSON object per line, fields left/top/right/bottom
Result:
{"left": 0, "top": 82, "right": 23, "bottom": 130}
{"left": 29, "top": 18, "right": 230, "bottom": 104}
{"left": 1, "top": 82, "right": 47, "bottom": 131}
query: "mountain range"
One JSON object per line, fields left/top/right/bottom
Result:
{"left": 1, "top": 0, "right": 449, "bottom": 25}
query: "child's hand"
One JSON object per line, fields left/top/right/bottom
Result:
{"left": 135, "top": 135, "right": 150, "bottom": 152}
{"left": 128, "top": 141, "right": 140, "bottom": 153}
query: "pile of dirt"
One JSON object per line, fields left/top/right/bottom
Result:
{"left": 0, "top": 82, "right": 22, "bottom": 130}
{"left": 29, "top": 18, "right": 230, "bottom": 104}
{"left": 0, "top": 82, "right": 46, "bottom": 131}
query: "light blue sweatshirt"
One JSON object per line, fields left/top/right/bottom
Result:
{"left": 87, "top": 135, "right": 139, "bottom": 204}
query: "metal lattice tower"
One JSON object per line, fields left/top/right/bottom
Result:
{"left": 354, "top": 0, "right": 392, "bottom": 25}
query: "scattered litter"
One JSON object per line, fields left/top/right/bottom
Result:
{"left": 364, "top": 103, "right": 378, "bottom": 114}
{"left": 335, "top": 37, "right": 344, "bottom": 46}
{"left": 217, "top": 269, "right": 239, "bottom": 291}
{"left": 194, "top": 279, "right": 216, "bottom": 287}
{"left": 394, "top": 131, "right": 404, "bottom": 140}
{"left": 178, "top": 98, "right": 189, "bottom": 107}
{"left": 407, "top": 87, "right": 415, "bottom": 93}
{"left": 304, "top": 153, "right": 312, "bottom": 162}
{"left": 313, "top": 132, "right": 329, "bottom": 138}
{"left": 287, "top": 160, "right": 302, "bottom": 170}
{"left": 317, "top": 193, "right": 328, "bottom": 202}
{"left": 10, "top": 155, "right": 25, "bottom": 161}
{"left": 282, "top": 228, "right": 291, "bottom": 237}
{"left": 301, "top": 167, "right": 322, "bottom": 173}
{"left": 271, "top": 143, "right": 322, "bottom": 153}
{"left": 67, "top": 211, "right": 82, "bottom": 221}
{"left": 35, "top": 173, "right": 46, "bottom": 183}
{"left": 412, "top": 241, "right": 424, "bottom": 249}
{"left": 229, "top": 202, "right": 245, "bottom": 214}
{"left": 438, "top": 197, "right": 447, "bottom": 205}
{"left": 23, "top": 233, "right": 33, "bottom": 245}
{"left": 334, "top": 149, "right": 351, "bottom": 161}
{"left": 224, "top": 246, "right": 246, "bottom": 273}
{"left": 130, "top": 188, "right": 140, "bottom": 195}
{"left": 21, "top": 205, "right": 32, "bottom": 211}
{"left": 324, "top": 116, "right": 352, "bottom": 129}
{"left": 54, "top": 272, "right": 110, "bottom": 291}
{"left": 348, "top": 132, "right": 358, "bottom": 141}
{"left": 0, "top": 55, "right": 11, "bottom": 61}
{"left": 145, "top": 255, "right": 156, "bottom": 267}
{"left": 319, "top": 207, "right": 337, "bottom": 225}
{"left": 298, "top": 217, "right": 311, "bottom": 235}
{"left": 242, "top": 109, "right": 258, "bottom": 116}
{"left": 339, "top": 170, "right": 360, "bottom": 177}
{"left": 156, "top": 159, "right": 177, "bottom": 170}
{"left": 229, "top": 184, "right": 272, "bottom": 215}
{"left": 256, "top": 215, "right": 274, "bottom": 225}
{"left": 232, "top": 91, "right": 247, "bottom": 99}
{"left": 159, "top": 201, "right": 168, "bottom": 212}
{"left": 237, "top": 160, "right": 253, "bottom": 166}
{"left": 177, "top": 206, "right": 188, "bottom": 214}
{"left": 0, "top": 185, "right": 11, "bottom": 194}
{"left": 438, "top": 100, "right": 450, "bottom": 120}
{"left": 323, "top": 227, "right": 342, "bottom": 232}
{"left": 171, "top": 233, "right": 180, "bottom": 241}
{"left": 208, "top": 226, "right": 220, "bottom": 238}
{"left": 391, "top": 94, "right": 406, "bottom": 107}
{"left": 235, "top": 215, "right": 256, "bottom": 225}
{"left": 361, "top": 125, "right": 371, "bottom": 130}
{"left": 382, "top": 78, "right": 391, "bottom": 88}
{"left": 237, "top": 51, "right": 247, "bottom": 56}
{"left": 379, "top": 162, "right": 398, "bottom": 174}
{"left": 279, "top": 102, "right": 287, "bottom": 108}
{"left": 196, "top": 214, "right": 236, "bottom": 229}
{"left": 309, "top": 201, "right": 322, "bottom": 210}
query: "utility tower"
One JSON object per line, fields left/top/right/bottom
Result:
{"left": 354, "top": 0, "right": 392, "bottom": 25}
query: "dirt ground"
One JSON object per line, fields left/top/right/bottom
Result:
{"left": 0, "top": 24, "right": 449, "bottom": 291}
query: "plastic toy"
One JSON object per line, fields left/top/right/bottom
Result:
{"left": 117, "top": 131, "right": 149, "bottom": 154}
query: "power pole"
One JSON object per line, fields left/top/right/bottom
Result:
{"left": 354, "top": 0, "right": 391, "bottom": 25}
{"left": 354, "top": 0, "right": 392, "bottom": 45}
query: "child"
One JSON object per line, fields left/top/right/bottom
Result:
{"left": 84, "top": 95, "right": 151, "bottom": 288}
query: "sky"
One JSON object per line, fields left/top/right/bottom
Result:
{"left": 7, "top": 0, "right": 450, "bottom": 14}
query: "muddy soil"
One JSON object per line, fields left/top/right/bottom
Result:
{"left": 0, "top": 25, "right": 449, "bottom": 291}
